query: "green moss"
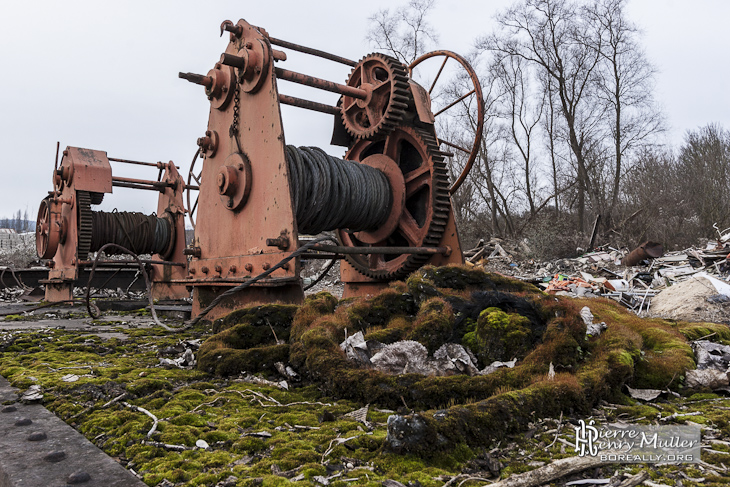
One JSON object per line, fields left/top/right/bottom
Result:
{"left": 407, "top": 298, "right": 454, "bottom": 353}
{"left": 211, "top": 303, "right": 298, "bottom": 333}
{"left": 198, "top": 343, "right": 289, "bottom": 376}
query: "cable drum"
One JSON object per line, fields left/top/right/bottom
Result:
{"left": 285, "top": 146, "right": 392, "bottom": 235}
{"left": 89, "top": 211, "right": 173, "bottom": 257}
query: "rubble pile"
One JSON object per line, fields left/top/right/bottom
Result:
{"left": 467, "top": 236, "right": 730, "bottom": 323}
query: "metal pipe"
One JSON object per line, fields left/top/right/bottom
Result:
{"left": 111, "top": 181, "right": 165, "bottom": 192}
{"left": 108, "top": 157, "right": 179, "bottom": 170}
{"left": 274, "top": 67, "right": 367, "bottom": 99}
{"left": 267, "top": 37, "right": 356, "bottom": 67}
{"left": 309, "top": 244, "right": 449, "bottom": 255}
{"left": 112, "top": 176, "right": 173, "bottom": 188}
{"left": 178, "top": 72, "right": 213, "bottom": 88}
{"left": 278, "top": 94, "right": 339, "bottom": 115}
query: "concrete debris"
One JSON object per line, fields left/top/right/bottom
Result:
{"left": 21, "top": 384, "right": 43, "bottom": 402}
{"left": 693, "top": 340, "right": 730, "bottom": 370}
{"left": 685, "top": 369, "right": 730, "bottom": 390}
{"left": 159, "top": 348, "right": 196, "bottom": 368}
{"left": 684, "top": 340, "right": 730, "bottom": 391}
{"left": 341, "top": 337, "right": 515, "bottom": 377}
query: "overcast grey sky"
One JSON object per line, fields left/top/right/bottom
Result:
{"left": 1, "top": 0, "right": 728, "bottom": 221}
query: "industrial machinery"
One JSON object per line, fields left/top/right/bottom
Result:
{"left": 36, "top": 19, "right": 484, "bottom": 321}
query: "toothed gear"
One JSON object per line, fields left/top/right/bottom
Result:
{"left": 89, "top": 192, "right": 104, "bottom": 205}
{"left": 337, "top": 125, "right": 451, "bottom": 280}
{"left": 77, "top": 191, "right": 93, "bottom": 261}
{"left": 340, "top": 53, "right": 411, "bottom": 140}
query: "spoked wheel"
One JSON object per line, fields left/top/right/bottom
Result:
{"left": 408, "top": 50, "right": 484, "bottom": 194}
{"left": 36, "top": 197, "right": 64, "bottom": 259}
{"left": 186, "top": 148, "right": 202, "bottom": 230}
{"left": 337, "top": 125, "right": 450, "bottom": 280}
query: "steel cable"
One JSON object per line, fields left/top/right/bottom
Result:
{"left": 85, "top": 242, "right": 175, "bottom": 332}
{"left": 285, "top": 146, "right": 392, "bottom": 234}
{"left": 90, "top": 211, "right": 171, "bottom": 256}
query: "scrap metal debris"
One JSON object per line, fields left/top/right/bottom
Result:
{"left": 469, "top": 232, "right": 730, "bottom": 322}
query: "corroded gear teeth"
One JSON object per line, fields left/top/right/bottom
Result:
{"left": 341, "top": 53, "right": 413, "bottom": 140}
{"left": 77, "top": 191, "right": 93, "bottom": 261}
{"left": 339, "top": 125, "right": 452, "bottom": 280}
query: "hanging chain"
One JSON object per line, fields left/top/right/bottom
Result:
{"left": 229, "top": 83, "right": 241, "bottom": 137}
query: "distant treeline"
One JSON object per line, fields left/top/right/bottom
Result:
{"left": 0, "top": 209, "right": 35, "bottom": 233}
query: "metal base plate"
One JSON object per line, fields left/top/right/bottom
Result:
{"left": 0, "top": 375, "right": 146, "bottom": 487}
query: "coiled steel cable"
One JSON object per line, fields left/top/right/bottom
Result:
{"left": 90, "top": 211, "right": 171, "bottom": 256}
{"left": 285, "top": 146, "right": 392, "bottom": 234}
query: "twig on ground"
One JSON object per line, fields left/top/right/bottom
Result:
{"left": 479, "top": 451, "right": 621, "bottom": 487}
{"left": 102, "top": 392, "right": 128, "bottom": 408}
{"left": 122, "top": 401, "right": 158, "bottom": 438}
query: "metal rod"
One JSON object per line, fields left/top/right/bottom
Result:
{"left": 439, "top": 139, "right": 471, "bottom": 153}
{"left": 111, "top": 181, "right": 164, "bottom": 192}
{"left": 185, "top": 184, "right": 200, "bottom": 191}
{"left": 278, "top": 94, "right": 339, "bottom": 115}
{"left": 268, "top": 36, "right": 357, "bottom": 67}
{"left": 108, "top": 157, "right": 162, "bottom": 168}
{"left": 309, "top": 244, "right": 449, "bottom": 255}
{"left": 178, "top": 72, "right": 213, "bottom": 88}
{"left": 112, "top": 176, "right": 172, "bottom": 188}
{"left": 434, "top": 88, "right": 476, "bottom": 117}
{"left": 274, "top": 67, "right": 367, "bottom": 99}
{"left": 429, "top": 56, "right": 449, "bottom": 95}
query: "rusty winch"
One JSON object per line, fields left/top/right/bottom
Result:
{"left": 36, "top": 19, "right": 484, "bottom": 321}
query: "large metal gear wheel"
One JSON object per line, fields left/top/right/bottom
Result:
{"left": 337, "top": 125, "right": 451, "bottom": 280}
{"left": 36, "top": 196, "right": 64, "bottom": 259}
{"left": 77, "top": 191, "right": 93, "bottom": 261}
{"left": 340, "top": 53, "right": 411, "bottom": 140}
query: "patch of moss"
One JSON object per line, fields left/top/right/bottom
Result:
{"left": 211, "top": 303, "right": 299, "bottom": 333}
{"left": 407, "top": 298, "right": 454, "bottom": 353}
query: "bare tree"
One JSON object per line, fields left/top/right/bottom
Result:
{"left": 588, "top": 0, "right": 663, "bottom": 228}
{"left": 481, "top": 0, "right": 605, "bottom": 232}
{"left": 366, "top": 0, "right": 439, "bottom": 65}
{"left": 491, "top": 53, "right": 546, "bottom": 216}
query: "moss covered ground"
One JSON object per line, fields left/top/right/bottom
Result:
{"left": 1, "top": 265, "right": 730, "bottom": 486}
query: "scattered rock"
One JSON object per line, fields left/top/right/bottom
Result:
{"left": 685, "top": 369, "right": 730, "bottom": 389}
{"left": 385, "top": 415, "right": 429, "bottom": 453}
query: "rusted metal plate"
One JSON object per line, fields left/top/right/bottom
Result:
{"left": 0, "top": 375, "right": 146, "bottom": 487}
{"left": 62, "top": 147, "right": 113, "bottom": 193}
{"left": 191, "top": 19, "right": 299, "bottom": 307}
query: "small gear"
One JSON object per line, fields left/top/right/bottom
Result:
{"left": 89, "top": 192, "right": 104, "bottom": 205}
{"left": 337, "top": 125, "right": 451, "bottom": 280}
{"left": 340, "top": 53, "right": 411, "bottom": 140}
{"left": 77, "top": 191, "right": 93, "bottom": 261}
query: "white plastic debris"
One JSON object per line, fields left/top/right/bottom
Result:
{"left": 195, "top": 439, "right": 210, "bottom": 449}
{"left": 580, "top": 306, "right": 607, "bottom": 337}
